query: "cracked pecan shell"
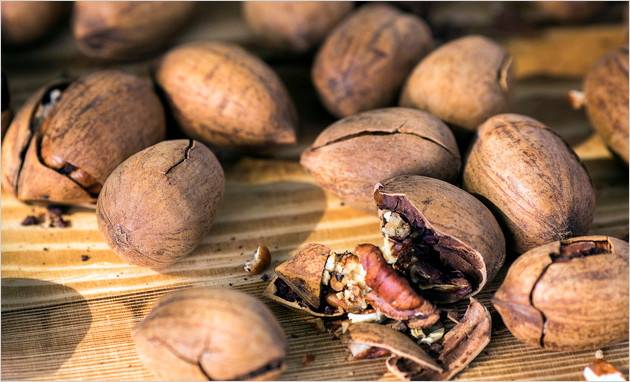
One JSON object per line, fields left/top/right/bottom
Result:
{"left": 400, "top": 35, "right": 513, "bottom": 132}
{"left": 312, "top": 3, "right": 433, "bottom": 117}
{"left": 583, "top": 45, "right": 629, "bottom": 164}
{"left": 96, "top": 140, "right": 224, "bottom": 269}
{"left": 493, "top": 236, "right": 629, "bottom": 351}
{"left": 375, "top": 175, "right": 506, "bottom": 301}
{"left": 133, "top": 287, "right": 287, "bottom": 380}
{"left": 462, "top": 113, "right": 596, "bottom": 253}
{"left": 301, "top": 107, "right": 460, "bottom": 213}
{"left": 155, "top": 41, "right": 298, "bottom": 152}
{"left": 1, "top": 70, "right": 165, "bottom": 205}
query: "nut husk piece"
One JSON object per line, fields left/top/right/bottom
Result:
{"left": 386, "top": 298, "right": 492, "bottom": 381}
{"left": 583, "top": 45, "right": 629, "bottom": 163}
{"left": 133, "top": 287, "right": 287, "bottom": 381}
{"left": 493, "top": 236, "right": 629, "bottom": 351}
{"left": 155, "top": 41, "right": 298, "bottom": 152}
{"left": 73, "top": 1, "right": 196, "bottom": 60}
{"left": 273, "top": 243, "right": 332, "bottom": 309}
{"left": 242, "top": 1, "right": 354, "bottom": 53}
{"left": 1, "top": 70, "right": 165, "bottom": 205}
{"left": 312, "top": 3, "right": 433, "bottom": 117}
{"left": 343, "top": 322, "right": 442, "bottom": 372}
{"left": 1, "top": 1, "right": 66, "bottom": 46}
{"left": 400, "top": 35, "right": 513, "bottom": 132}
{"left": 375, "top": 175, "right": 506, "bottom": 302}
{"left": 300, "top": 107, "right": 460, "bottom": 213}
{"left": 2, "top": 70, "right": 13, "bottom": 139}
{"left": 97, "top": 140, "right": 224, "bottom": 269}
{"left": 263, "top": 276, "right": 344, "bottom": 318}
{"left": 462, "top": 113, "right": 596, "bottom": 253}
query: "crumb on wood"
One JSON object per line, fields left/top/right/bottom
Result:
{"left": 81, "top": 255, "right": 89, "bottom": 262}
{"left": 301, "top": 353, "right": 315, "bottom": 366}
{"left": 260, "top": 274, "right": 269, "bottom": 281}
{"left": 21, "top": 215, "right": 42, "bottom": 226}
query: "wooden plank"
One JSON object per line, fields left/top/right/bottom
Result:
{"left": 2, "top": 2, "right": 628, "bottom": 381}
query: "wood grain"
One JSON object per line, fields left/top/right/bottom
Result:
{"left": 1, "top": 2, "right": 628, "bottom": 381}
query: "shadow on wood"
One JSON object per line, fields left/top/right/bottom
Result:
{"left": 1, "top": 278, "right": 92, "bottom": 379}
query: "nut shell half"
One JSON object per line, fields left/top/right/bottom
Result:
{"left": 301, "top": 107, "right": 460, "bottom": 213}
{"left": 376, "top": 175, "right": 505, "bottom": 299}
{"left": 155, "top": 41, "right": 298, "bottom": 151}
{"left": 313, "top": 3, "right": 433, "bottom": 117}
{"left": 462, "top": 113, "right": 596, "bottom": 253}
{"left": 97, "top": 140, "right": 224, "bottom": 269}
{"left": 133, "top": 287, "right": 287, "bottom": 381}
{"left": 583, "top": 45, "right": 629, "bottom": 163}
{"left": 493, "top": 236, "right": 629, "bottom": 351}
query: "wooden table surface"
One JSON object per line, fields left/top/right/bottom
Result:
{"left": 2, "top": 2, "right": 628, "bottom": 381}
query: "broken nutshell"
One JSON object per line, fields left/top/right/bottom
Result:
{"left": 462, "top": 113, "right": 596, "bottom": 253}
{"left": 400, "top": 35, "right": 513, "bottom": 133}
{"left": 73, "top": 1, "right": 196, "bottom": 60}
{"left": 242, "top": 1, "right": 354, "bottom": 53}
{"left": 493, "top": 236, "right": 629, "bottom": 351}
{"left": 375, "top": 175, "right": 506, "bottom": 302}
{"left": 154, "top": 41, "right": 298, "bottom": 152}
{"left": 1, "top": 70, "right": 166, "bottom": 205}
{"left": 312, "top": 3, "right": 433, "bottom": 117}
{"left": 384, "top": 298, "right": 491, "bottom": 381}
{"left": 97, "top": 140, "right": 224, "bottom": 269}
{"left": 244, "top": 246, "right": 272, "bottom": 275}
{"left": 133, "top": 287, "right": 287, "bottom": 381}
{"left": 300, "top": 107, "right": 461, "bottom": 213}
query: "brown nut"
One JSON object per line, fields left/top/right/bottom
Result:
{"left": 400, "top": 35, "right": 513, "bottom": 132}
{"left": 1, "top": 1, "right": 66, "bottom": 46}
{"left": 528, "top": 1, "right": 604, "bottom": 22}
{"left": 343, "top": 323, "right": 442, "bottom": 372}
{"left": 245, "top": 246, "right": 272, "bottom": 275}
{"left": 73, "top": 1, "right": 196, "bottom": 60}
{"left": 97, "top": 140, "right": 224, "bottom": 269}
{"left": 242, "top": 1, "right": 354, "bottom": 53}
{"left": 583, "top": 45, "right": 629, "bottom": 163}
{"left": 386, "top": 298, "right": 492, "bottom": 381}
{"left": 462, "top": 113, "right": 596, "bottom": 253}
{"left": 1, "top": 70, "right": 166, "bottom": 205}
{"left": 312, "top": 3, "right": 433, "bottom": 117}
{"left": 375, "top": 175, "right": 506, "bottom": 303}
{"left": 300, "top": 107, "right": 460, "bottom": 213}
{"left": 133, "top": 287, "right": 287, "bottom": 381}
{"left": 492, "top": 236, "right": 629, "bottom": 351}
{"left": 155, "top": 41, "right": 298, "bottom": 152}
{"left": 2, "top": 70, "right": 12, "bottom": 139}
